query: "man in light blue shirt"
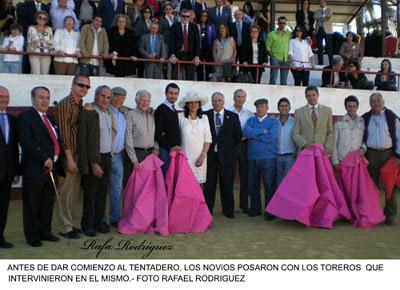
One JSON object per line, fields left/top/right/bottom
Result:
{"left": 276, "top": 97, "right": 296, "bottom": 186}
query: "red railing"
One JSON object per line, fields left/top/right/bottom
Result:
{"left": 1, "top": 50, "right": 399, "bottom": 90}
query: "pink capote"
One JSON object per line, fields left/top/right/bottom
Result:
{"left": 380, "top": 157, "right": 400, "bottom": 199}
{"left": 165, "top": 151, "right": 212, "bottom": 233}
{"left": 337, "top": 151, "right": 385, "bottom": 229}
{"left": 118, "top": 154, "right": 169, "bottom": 236}
{"left": 266, "top": 144, "right": 351, "bottom": 229}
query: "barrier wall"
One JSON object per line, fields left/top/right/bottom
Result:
{"left": 1, "top": 73, "right": 399, "bottom": 115}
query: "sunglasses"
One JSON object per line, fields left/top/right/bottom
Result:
{"left": 181, "top": 15, "right": 191, "bottom": 18}
{"left": 75, "top": 83, "right": 91, "bottom": 89}
{"left": 278, "top": 22, "right": 286, "bottom": 25}
{"left": 38, "top": 16, "right": 47, "bottom": 20}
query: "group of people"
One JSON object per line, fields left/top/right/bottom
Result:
{"left": 0, "top": 0, "right": 397, "bottom": 89}
{"left": 1, "top": 74, "right": 399, "bottom": 248}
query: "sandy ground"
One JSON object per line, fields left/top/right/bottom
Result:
{"left": 1, "top": 188, "right": 399, "bottom": 259}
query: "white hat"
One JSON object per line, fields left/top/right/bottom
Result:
{"left": 178, "top": 91, "right": 208, "bottom": 108}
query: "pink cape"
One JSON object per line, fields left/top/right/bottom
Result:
{"left": 266, "top": 144, "right": 351, "bottom": 229}
{"left": 379, "top": 157, "right": 400, "bottom": 199}
{"left": 118, "top": 154, "right": 169, "bottom": 236}
{"left": 337, "top": 151, "right": 385, "bottom": 229}
{"left": 165, "top": 151, "right": 213, "bottom": 233}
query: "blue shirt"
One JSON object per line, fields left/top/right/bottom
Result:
{"left": 277, "top": 115, "right": 296, "bottom": 154}
{"left": 243, "top": 115, "right": 279, "bottom": 160}
{"left": 111, "top": 106, "right": 127, "bottom": 154}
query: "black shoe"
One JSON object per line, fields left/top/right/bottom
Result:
{"left": 0, "top": 240, "right": 13, "bottom": 248}
{"left": 59, "top": 231, "right": 80, "bottom": 239}
{"left": 41, "top": 234, "right": 60, "bottom": 242}
{"left": 96, "top": 224, "right": 110, "bottom": 234}
{"left": 385, "top": 218, "right": 395, "bottom": 226}
{"left": 264, "top": 213, "right": 276, "bottom": 220}
{"left": 110, "top": 221, "right": 119, "bottom": 228}
{"left": 83, "top": 230, "right": 97, "bottom": 237}
{"left": 224, "top": 213, "right": 235, "bottom": 219}
{"left": 242, "top": 208, "right": 249, "bottom": 214}
{"left": 28, "top": 240, "right": 42, "bottom": 247}
{"left": 248, "top": 212, "right": 261, "bottom": 217}
{"left": 72, "top": 227, "right": 82, "bottom": 234}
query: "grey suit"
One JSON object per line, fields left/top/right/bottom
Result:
{"left": 139, "top": 33, "right": 167, "bottom": 79}
{"left": 314, "top": 7, "right": 333, "bottom": 65}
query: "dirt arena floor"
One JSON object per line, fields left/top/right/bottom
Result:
{"left": 1, "top": 188, "right": 399, "bottom": 259}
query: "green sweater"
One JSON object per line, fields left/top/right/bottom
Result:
{"left": 266, "top": 30, "right": 291, "bottom": 62}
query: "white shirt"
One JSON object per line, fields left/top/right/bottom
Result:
{"left": 163, "top": 100, "right": 176, "bottom": 111}
{"left": 307, "top": 103, "right": 319, "bottom": 117}
{"left": 258, "top": 114, "right": 268, "bottom": 122}
{"left": 53, "top": 29, "right": 80, "bottom": 63}
{"left": 288, "top": 38, "right": 313, "bottom": 68}
{"left": 277, "top": 115, "right": 296, "bottom": 154}
{"left": 34, "top": 108, "right": 59, "bottom": 161}
{"left": 331, "top": 114, "right": 366, "bottom": 165}
{"left": 90, "top": 26, "right": 101, "bottom": 66}
{"left": 228, "top": 105, "right": 254, "bottom": 130}
{"left": 252, "top": 42, "right": 259, "bottom": 64}
{"left": 51, "top": 0, "right": 75, "bottom": 10}
{"left": 0, "top": 110, "right": 9, "bottom": 144}
{"left": 2, "top": 35, "right": 24, "bottom": 62}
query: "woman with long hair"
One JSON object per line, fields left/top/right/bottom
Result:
{"left": 295, "top": 0, "right": 314, "bottom": 38}
{"left": 134, "top": 5, "right": 154, "bottom": 78}
{"left": 212, "top": 23, "right": 236, "bottom": 82}
{"left": 197, "top": 10, "right": 216, "bottom": 82}
{"left": 243, "top": 1, "right": 256, "bottom": 25}
{"left": 347, "top": 60, "right": 374, "bottom": 90}
{"left": 374, "top": 58, "right": 398, "bottom": 91}
{"left": 339, "top": 32, "right": 362, "bottom": 64}
{"left": 242, "top": 25, "right": 267, "bottom": 83}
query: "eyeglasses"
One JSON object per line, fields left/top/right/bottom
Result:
{"left": 278, "top": 22, "right": 286, "bottom": 25}
{"left": 181, "top": 15, "right": 191, "bottom": 18}
{"left": 38, "top": 16, "right": 47, "bottom": 20}
{"left": 75, "top": 83, "right": 91, "bottom": 89}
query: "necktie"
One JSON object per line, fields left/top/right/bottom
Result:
{"left": 311, "top": 107, "right": 317, "bottom": 128}
{"left": 151, "top": 36, "right": 156, "bottom": 54}
{"left": 183, "top": 24, "right": 189, "bottom": 53}
{"left": 36, "top": 3, "right": 40, "bottom": 11}
{"left": 215, "top": 113, "right": 221, "bottom": 135}
{"left": 217, "top": 8, "right": 221, "bottom": 20}
{"left": 42, "top": 113, "right": 60, "bottom": 156}
{"left": 111, "top": 0, "right": 116, "bottom": 10}
{"left": 237, "top": 22, "right": 242, "bottom": 46}
{"left": 0, "top": 113, "right": 6, "bottom": 143}
{"left": 171, "top": 104, "right": 176, "bottom": 112}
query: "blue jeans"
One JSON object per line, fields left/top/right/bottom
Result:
{"left": 276, "top": 154, "right": 295, "bottom": 187}
{"left": 108, "top": 152, "right": 124, "bottom": 222}
{"left": 2, "top": 61, "right": 22, "bottom": 73}
{"left": 269, "top": 56, "right": 289, "bottom": 85}
{"left": 159, "top": 147, "right": 170, "bottom": 176}
{"left": 248, "top": 159, "right": 276, "bottom": 215}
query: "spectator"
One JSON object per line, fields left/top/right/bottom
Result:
{"left": 208, "top": 0, "right": 231, "bottom": 26}
{"left": 134, "top": 6, "right": 154, "bottom": 78}
{"left": 52, "top": 0, "right": 74, "bottom": 10}
{"left": 257, "top": 3, "right": 270, "bottom": 43}
{"left": 78, "top": 16, "right": 109, "bottom": 76}
{"left": 26, "top": 11, "right": 53, "bottom": 75}
{"left": 243, "top": 24, "right": 267, "bottom": 84}
{"left": 243, "top": 98, "right": 278, "bottom": 219}
{"left": 229, "top": 9, "right": 250, "bottom": 68}
{"left": 19, "top": 0, "right": 50, "bottom": 37}
{"left": 159, "top": 3, "right": 178, "bottom": 54}
{"left": 126, "top": 0, "right": 143, "bottom": 27}
{"left": 0, "top": 0, "right": 16, "bottom": 38}
{"left": 224, "top": 0, "right": 238, "bottom": 23}
{"left": 146, "top": 0, "right": 158, "bottom": 17}
{"left": 138, "top": 22, "right": 167, "bottom": 79}
{"left": 212, "top": 23, "right": 236, "bottom": 82}
{"left": 374, "top": 58, "right": 397, "bottom": 91}
{"left": 97, "top": 0, "right": 125, "bottom": 30}
{"left": 242, "top": 1, "right": 255, "bottom": 25}
{"left": 347, "top": 60, "right": 374, "bottom": 90}
{"left": 177, "top": 91, "right": 212, "bottom": 187}
{"left": 197, "top": 10, "right": 216, "bottom": 82}
{"left": 266, "top": 16, "right": 291, "bottom": 85}
{"left": 339, "top": 32, "right": 362, "bottom": 64}
{"left": 315, "top": 0, "right": 333, "bottom": 65}
{"left": 321, "top": 55, "right": 349, "bottom": 88}
{"left": 105, "top": 14, "right": 136, "bottom": 77}
{"left": 52, "top": 16, "right": 80, "bottom": 75}
{"left": 169, "top": 8, "right": 200, "bottom": 81}
{"left": 50, "top": 0, "right": 79, "bottom": 31}
{"left": 180, "top": 0, "right": 205, "bottom": 21}
{"left": 288, "top": 25, "right": 313, "bottom": 86}
{"left": 295, "top": 0, "right": 314, "bottom": 38}
{"left": 1, "top": 23, "right": 24, "bottom": 73}
{"left": 74, "top": 0, "right": 97, "bottom": 27}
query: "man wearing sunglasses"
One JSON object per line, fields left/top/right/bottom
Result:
{"left": 169, "top": 8, "right": 200, "bottom": 80}
{"left": 54, "top": 75, "right": 90, "bottom": 240}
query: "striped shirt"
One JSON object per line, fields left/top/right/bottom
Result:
{"left": 54, "top": 94, "right": 82, "bottom": 155}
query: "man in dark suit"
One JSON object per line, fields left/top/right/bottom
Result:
{"left": 97, "top": 0, "right": 125, "bottom": 30}
{"left": 321, "top": 55, "right": 349, "bottom": 88}
{"left": 0, "top": 86, "right": 19, "bottom": 249}
{"left": 169, "top": 8, "right": 200, "bottom": 81}
{"left": 17, "top": 86, "right": 63, "bottom": 247}
{"left": 19, "top": 0, "right": 51, "bottom": 35}
{"left": 229, "top": 9, "right": 250, "bottom": 65}
{"left": 204, "top": 92, "right": 242, "bottom": 218}
{"left": 180, "top": 0, "right": 206, "bottom": 21}
{"left": 208, "top": 0, "right": 231, "bottom": 26}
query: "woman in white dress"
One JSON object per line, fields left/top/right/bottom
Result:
{"left": 178, "top": 92, "right": 212, "bottom": 187}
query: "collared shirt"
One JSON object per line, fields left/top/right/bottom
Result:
{"left": 79, "top": 0, "right": 94, "bottom": 22}
{"left": 277, "top": 115, "right": 296, "bottom": 154}
{"left": 34, "top": 0, "right": 41, "bottom": 11}
{"left": 53, "top": 28, "right": 80, "bottom": 63}
{"left": 266, "top": 30, "right": 291, "bottom": 62}
{"left": 163, "top": 100, "right": 176, "bottom": 112}
{"left": 90, "top": 25, "right": 101, "bottom": 66}
{"left": 213, "top": 108, "right": 225, "bottom": 152}
{"left": 331, "top": 114, "right": 365, "bottom": 165}
{"left": 94, "top": 105, "right": 113, "bottom": 154}
{"left": 366, "top": 109, "right": 400, "bottom": 154}
{"left": 54, "top": 94, "right": 82, "bottom": 155}
{"left": 111, "top": 106, "right": 127, "bottom": 154}
{"left": 307, "top": 103, "right": 319, "bottom": 117}
{"left": 258, "top": 114, "right": 268, "bottom": 122}
{"left": 125, "top": 107, "right": 158, "bottom": 163}
{"left": 50, "top": 6, "right": 79, "bottom": 31}
{"left": 288, "top": 38, "right": 313, "bottom": 68}
{"left": 34, "top": 108, "right": 59, "bottom": 160}
{"left": 0, "top": 110, "right": 9, "bottom": 143}
{"left": 228, "top": 105, "right": 253, "bottom": 130}
{"left": 252, "top": 42, "right": 259, "bottom": 64}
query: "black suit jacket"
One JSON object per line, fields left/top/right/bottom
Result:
{"left": 154, "top": 103, "right": 180, "bottom": 150}
{"left": 244, "top": 40, "right": 268, "bottom": 64}
{"left": 0, "top": 113, "right": 19, "bottom": 182}
{"left": 180, "top": 0, "right": 205, "bottom": 20}
{"left": 322, "top": 65, "right": 349, "bottom": 87}
{"left": 295, "top": 10, "right": 315, "bottom": 34}
{"left": 169, "top": 22, "right": 200, "bottom": 59}
{"left": 229, "top": 21, "right": 251, "bottom": 61}
{"left": 17, "top": 107, "right": 63, "bottom": 179}
{"left": 205, "top": 109, "right": 242, "bottom": 165}
{"left": 20, "top": 1, "right": 51, "bottom": 34}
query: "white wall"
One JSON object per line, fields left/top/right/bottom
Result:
{"left": 1, "top": 73, "right": 399, "bottom": 116}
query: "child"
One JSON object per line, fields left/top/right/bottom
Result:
{"left": 1, "top": 23, "right": 24, "bottom": 73}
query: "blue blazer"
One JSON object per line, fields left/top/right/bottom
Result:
{"left": 97, "top": 0, "right": 125, "bottom": 30}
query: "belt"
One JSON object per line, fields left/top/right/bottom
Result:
{"left": 367, "top": 147, "right": 392, "bottom": 152}
{"left": 100, "top": 152, "right": 111, "bottom": 156}
{"left": 277, "top": 153, "right": 293, "bottom": 156}
{"left": 135, "top": 147, "right": 154, "bottom": 152}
